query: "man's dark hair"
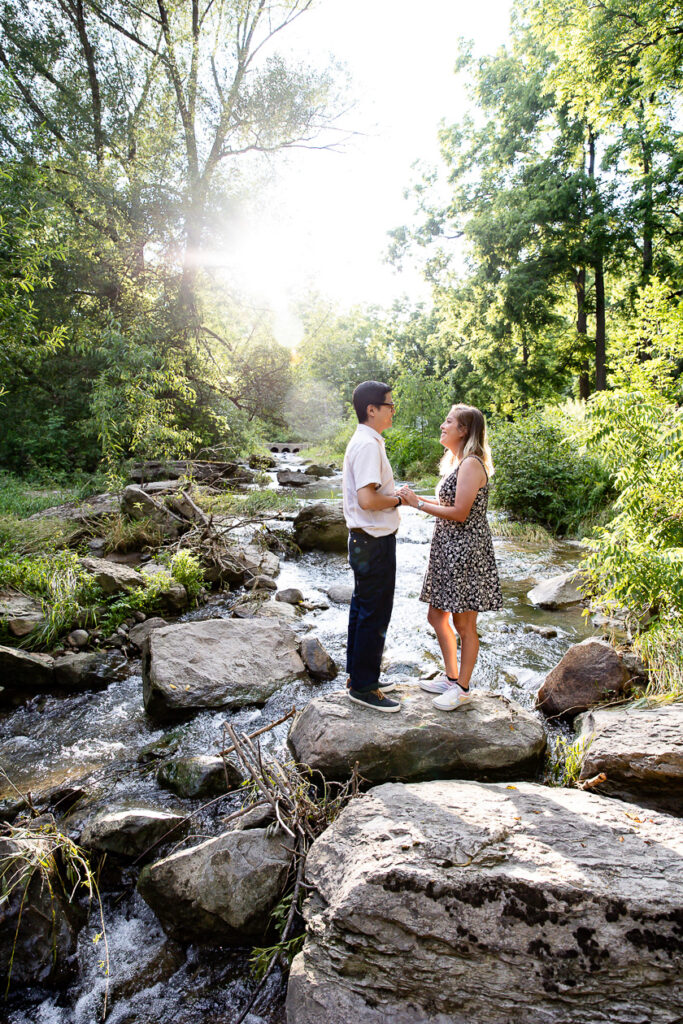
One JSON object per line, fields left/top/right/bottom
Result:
{"left": 352, "top": 380, "right": 391, "bottom": 423}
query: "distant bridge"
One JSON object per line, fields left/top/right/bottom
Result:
{"left": 268, "top": 441, "right": 309, "bottom": 454}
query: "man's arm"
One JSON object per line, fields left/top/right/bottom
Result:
{"left": 357, "top": 483, "right": 400, "bottom": 511}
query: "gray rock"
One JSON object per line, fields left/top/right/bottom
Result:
{"left": 522, "top": 624, "right": 558, "bottom": 638}
{"left": 326, "top": 585, "right": 353, "bottom": 604}
{"left": 141, "top": 479, "right": 185, "bottom": 494}
{"left": 206, "top": 542, "right": 280, "bottom": 587}
{"left": 121, "top": 484, "right": 186, "bottom": 536}
{"left": 536, "top": 638, "right": 632, "bottom": 720}
{"left": 276, "top": 587, "right": 304, "bottom": 605}
{"left": 80, "top": 807, "right": 187, "bottom": 858}
{"left": 137, "top": 827, "right": 292, "bottom": 943}
{"left": 67, "top": 629, "right": 89, "bottom": 647}
{"left": 28, "top": 491, "right": 118, "bottom": 525}
{"left": 293, "top": 503, "right": 348, "bottom": 553}
{"left": 286, "top": 780, "right": 683, "bottom": 1024}
{"left": 576, "top": 704, "right": 683, "bottom": 816}
{"left": 128, "top": 616, "right": 169, "bottom": 648}
{"left": 255, "top": 600, "right": 298, "bottom": 622}
{"left": 277, "top": 469, "right": 310, "bottom": 487}
{"left": 246, "top": 574, "right": 278, "bottom": 592}
{"left": 288, "top": 687, "right": 545, "bottom": 783}
{"left": 142, "top": 619, "right": 306, "bottom": 720}
{"left": 159, "top": 582, "right": 189, "bottom": 613}
{"left": 527, "top": 570, "right": 584, "bottom": 608}
{"left": 0, "top": 591, "right": 45, "bottom": 637}
{"left": 228, "top": 804, "right": 276, "bottom": 831}
{"left": 304, "top": 464, "right": 335, "bottom": 477}
{"left": 300, "top": 637, "right": 338, "bottom": 681}
{"left": 0, "top": 833, "right": 80, "bottom": 987}
{"left": 130, "top": 459, "right": 253, "bottom": 485}
{"left": 157, "top": 755, "right": 243, "bottom": 799}
{"left": 139, "top": 561, "right": 170, "bottom": 580}
{"left": 54, "top": 650, "right": 127, "bottom": 691}
{"left": 248, "top": 453, "right": 276, "bottom": 469}
{"left": 0, "top": 646, "right": 54, "bottom": 691}
{"left": 80, "top": 556, "right": 146, "bottom": 596}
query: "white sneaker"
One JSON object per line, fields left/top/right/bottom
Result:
{"left": 432, "top": 681, "right": 472, "bottom": 710}
{"left": 419, "top": 673, "right": 456, "bottom": 694}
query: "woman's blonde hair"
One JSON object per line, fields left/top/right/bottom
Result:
{"left": 439, "top": 404, "right": 495, "bottom": 478}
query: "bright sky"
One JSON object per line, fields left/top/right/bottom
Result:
{"left": 216, "top": 0, "right": 514, "bottom": 343}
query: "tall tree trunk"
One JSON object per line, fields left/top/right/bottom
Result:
{"left": 588, "top": 129, "right": 607, "bottom": 391}
{"left": 594, "top": 257, "right": 606, "bottom": 390}
{"left": 574, "top": 266, "right": 590, "bottom": 398}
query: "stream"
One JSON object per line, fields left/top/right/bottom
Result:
{"left": 1, "top": 454, "right": 598, "bottom": 1024}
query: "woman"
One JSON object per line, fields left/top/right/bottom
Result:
{"left": 398, "top": 404, "right": 502, "bottom": 710}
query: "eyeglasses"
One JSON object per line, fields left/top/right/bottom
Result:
{"left": 378, "top": 403, "right": 396, "bottom": 411}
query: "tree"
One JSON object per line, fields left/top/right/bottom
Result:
{"left": 0, "top": 0, "right": 338, "bottom": 466}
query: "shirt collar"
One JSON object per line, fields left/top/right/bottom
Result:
{"left": 356, "top": 423, "right": 385, "bottom": 446}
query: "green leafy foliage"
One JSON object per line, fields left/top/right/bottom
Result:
{"left": 545, "top": 735, "right": 591, "bottom": 787}
{"left": 488, "top": 413, "right": 612, "bottom": 533}
{"left": 0, "top": 549, "right": 101, "bottom": 645}
{"left": 169, "top": 551, "right": 204, "bottom": 603}
{"left": 384, "top": 427, "right": 444, "bottom": 479}
{"left": 579, "top": 282, "right": 683, "bottom": 622}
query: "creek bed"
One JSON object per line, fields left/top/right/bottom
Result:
{"left": 1, "top": 457, "right": 598, "bottom": 1024}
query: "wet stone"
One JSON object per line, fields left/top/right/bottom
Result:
{"left": 157, "top": 754, "right": 243, "bottom": 799}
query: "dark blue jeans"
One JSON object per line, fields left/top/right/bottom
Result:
{"left": 346, "top": 530, "right": 396, "bottom": 692}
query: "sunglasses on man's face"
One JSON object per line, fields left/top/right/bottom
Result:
{"left": 378, "top": 402, "right": 396, "bottom": 411}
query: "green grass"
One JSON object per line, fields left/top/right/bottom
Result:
{"left": 488, "top": 514, "right": 555, "bottom": 545}
{"left": 0, "top": 470, "right": 114, "bottom": 519}
{"left": 545, "top": 735, "right": 591, "bottom": 787}
{"left": 632, "top": 619, "right": 683, "bottom": 705}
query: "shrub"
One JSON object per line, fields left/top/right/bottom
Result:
{"left": 488, "top": 414, "right": 612, "bottom": 534}
{"left": 384, "top": 426, "right": 444, "bottom": 478}
{"left": 170, "top": 550, "right": 204, "bottom": 602}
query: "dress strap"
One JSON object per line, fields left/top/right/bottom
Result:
{"left": 460, "top": 454, "right": 489, "bottom": 481}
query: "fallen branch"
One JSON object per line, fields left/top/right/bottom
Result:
{"left": 580, "top": 772, "right": 607, "bottom": 790}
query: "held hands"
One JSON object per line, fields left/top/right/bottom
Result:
{"left": 397, "top": 485, "right": 419, "bottom": 508}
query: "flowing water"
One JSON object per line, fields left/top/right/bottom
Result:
{"left": 1, "top": 454, "right": 598, "bottom": 1023}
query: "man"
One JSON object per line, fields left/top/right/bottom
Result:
{"left": 342, "top": 380, "right": 402, "bottom": 712}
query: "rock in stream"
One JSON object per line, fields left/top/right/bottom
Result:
{"left": 287, "top": 779, "right": 683, "bottom": 1024}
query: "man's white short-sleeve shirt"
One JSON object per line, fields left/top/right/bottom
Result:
{"left": 343, "top": 424, "right": 399, "bottom": 537}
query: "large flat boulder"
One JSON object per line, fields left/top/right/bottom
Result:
{"left": 142, "top": 619, "right": 306, "bottom": 720}
{"left": 288, "top": 687, "right": 546, "bottom": 783}
{"left": 137, "top": 827, "right": 291, "bottom": 943}
{"left": 293, "top": 502, "right": 348, "bottom": 553}
{"left": 536, "top": 638, "right": 632, "bottom": 719}
{"left": 277, "top": 469, "right": 310, "bottom": 487}
{"left": 28, "top": 491, "right": 118, "bottom": 525}
{"left": 527, "top": 570, "right": 584, "bottom": 608}
{"left": 80, "top": 556, "right": 146, "bottom": 595}
{"left": 0, "top": 646, "right": 55, "bottom": 691}
{"left": 286, "top": 780, "right": 683, "bottom": 1024}
{"left": 577, "top": 704, "right": 683, "bottom": 816}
